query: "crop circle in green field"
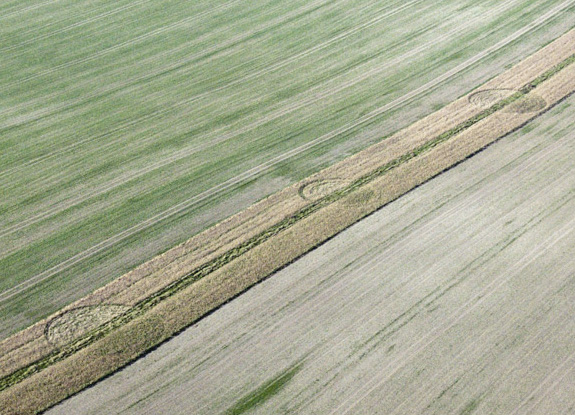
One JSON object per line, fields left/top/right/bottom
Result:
{"left": 45, "top": 304, "right": 130, "bottom": 347}
{"left": 299, "top": 179, "right": 351, "bottom": 201}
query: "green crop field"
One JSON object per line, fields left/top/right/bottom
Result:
{"left": 47, "top": 88, "right": 575, "bottom": 415}
{"left": 1, "top": 0, "right": 574, "bottom": 339}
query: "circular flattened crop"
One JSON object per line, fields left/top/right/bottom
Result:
{"left": 299, "top": 179, "right": 350, "bottom": 201}
{"left": 469, "top": 88, "right": 547, "bottom": 114}
{"left": 45, "top": 305, "right": 129, "bottom": 347}
{"left": 97, "top": 314, "right": 165, "bottom": 357}
{"left": 468, "top": 89, "right": 515, "bottom": 108}
{"left": 505, "top": 94, "right": 547, "bottom": 114}
{"left": 344, "top": 188, "right": 376, "bottom": 207}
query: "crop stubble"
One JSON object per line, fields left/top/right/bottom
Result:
{"left": 1, "top": 27, "right": 575, "bottom": 415}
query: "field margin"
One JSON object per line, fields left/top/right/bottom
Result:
{"left": 1, "top": 29, "right": 575, "bottom": 415}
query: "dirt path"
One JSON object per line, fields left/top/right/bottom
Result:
{"left": 47, "top": 94, "right": 575, "bottom": 414}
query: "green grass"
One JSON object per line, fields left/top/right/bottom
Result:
{"left": 225, "top": 364, "right": 301, "bottom": 415}
{"left": 1, "top": 0, "right": 575, "bottom": 338}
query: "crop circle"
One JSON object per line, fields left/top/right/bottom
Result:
{"left": 344, "top": 189, "right": 375, "bottom": 206}
{"left": 299, "top": 179, "right": 350, "bottom": 201}
{"left": 505, "top": 94, "right": 547, "bottom": 114}
{"left": 45, "top": 305, "right": 129, "bottom": 347}
{"left": 468, "top": 89, "right": 515, "bottom": 108}
{"left": 469, "top": 88, "right": 547, "bottom": 114}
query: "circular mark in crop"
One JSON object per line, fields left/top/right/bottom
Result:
{"left": 97, "top": 314, "right": 165, "bottom": 357}
{"left": 469, "top": 89, "right": 547, "bottom": 114}
{"left": 468, "top": 89, "right": 515, "bottom": 108}
{"left": 344, "top": 188, "right": 375, "bottom": 206}
{"left": 505, "top": 94, "right": 547, "bottom": 114}
{"left": 45, "top": 304, "right": 129, "bottom": 347}
{"left": 299, "top": 179, "right": 350, "bottom": 201}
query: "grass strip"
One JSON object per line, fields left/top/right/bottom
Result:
{"left": 1, "top": 51, "right": 574, "bottom": 394}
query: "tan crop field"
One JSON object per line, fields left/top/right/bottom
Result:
{"left": 2, "top": 0, "right": 575, "bottom": 413}
{"left": 47, "top": 88, "right": 575, "bottom": 415}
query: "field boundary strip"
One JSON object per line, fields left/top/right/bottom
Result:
{"left": 1, "top": 28, "right": 575, "bottom": 415}
{"left": 2, "top": 0, "right": 571, "bottom": 280}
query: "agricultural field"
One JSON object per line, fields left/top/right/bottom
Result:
{"left": 3, "top": 0, "right": 575, "bottom": 413}
{"left": 47, "top": 92, "right": 575, "bottom": 414}
{"left": 2, "top": 0, "right": 575, "bottom": 340}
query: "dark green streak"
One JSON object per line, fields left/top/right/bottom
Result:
{"left": 226, "top": 365, "right": 301, "bottom": 415}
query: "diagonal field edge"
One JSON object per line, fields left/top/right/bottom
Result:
{"left": 1, "top": 50, "right": 574, "bottom": 395}
{"left": 0, "top": 0, "right": 568, "bottom": 287}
